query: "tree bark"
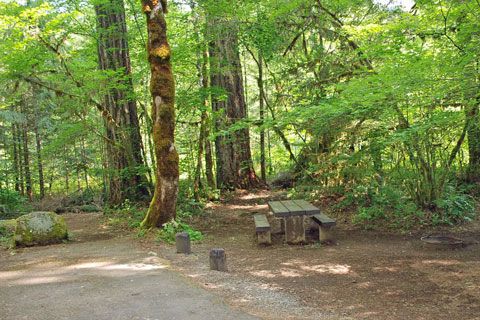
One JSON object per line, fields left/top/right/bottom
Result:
{"left": 11, "top": 123, "right": 20, "bottom": 193}
{"left": 81, "top": 136, "right": 89, "bottom": 189}
{"left": 95, "top": 0, "right": 150, "bottom": 206}
{"left": 208, "top": 15, "right": 262, "bottom": 190}
{"left": 64, "top": 145, "right": 69, "bottom": 194}
{"left": 194, "top": 43, "right": 210, "bottom": 201}
{"left": 140, "top": 0, "right": 179, "bottom": 228}
{"left": 16, "top": 123, "right": 25, "bottom": 196}
{"left": 467, "top": 105, "right": 480, "bottom": 182}
{"left": 34, "top": 121, "right": 45, "bottom": 199}
{"left": 258, "top": 52, "right": 266, "bottom": 183}
{"left": 22, "top": 120, "right": 32, "bottom": 201}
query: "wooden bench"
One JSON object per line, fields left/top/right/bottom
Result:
{"left": 311, "top": 213, "right": 336, "bottom": 243}
{"left": 254, "top": 214, "right": 271, "bottom": 245}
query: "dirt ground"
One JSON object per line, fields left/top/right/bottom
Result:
{"left": 143, "top": 190, "right": 480, "bottom": 320}
{"left": 0, "top": 213, "right": 257, "bottom": 320}
{"left": 2, "top": 190, "right": 479, "bottom": 319}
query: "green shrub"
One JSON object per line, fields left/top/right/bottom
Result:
{"left": 431, "top": 185, "right": 476, "bottom": 226}
{"left": 0, "top": 189, "right": 28, "bottom": 219}
{"left": 156, "top": 218, "right": 203, "bottom": 244}
{"left": 104, "top": 199, "right": 146, "bottom": 229}
{"left": 348, "top": 182, "right": 476, "bottom": 228}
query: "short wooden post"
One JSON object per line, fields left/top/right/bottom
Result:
{"left": 284, "top": 216, "right": 306, "bottom": 244}
{"left": 176, "top": 232, "right": 191, "bottom": 254}
{"left": 209, "top": 248, "right": 227, "bottom": 271}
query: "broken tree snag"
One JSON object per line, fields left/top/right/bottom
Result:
{"left": 140, "top": 0, "right": 179, "bottom": 229}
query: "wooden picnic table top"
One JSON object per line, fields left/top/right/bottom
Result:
{"left": 268, "top": 200, "right": 320, "bottom": 217}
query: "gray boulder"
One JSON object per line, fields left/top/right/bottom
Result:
{"left": 14, "top": 211, "right": 68, "bottom": 246}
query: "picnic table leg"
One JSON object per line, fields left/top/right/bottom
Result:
{"left": 280, "top": 218, "right": 285, "bottom": 234}
{"left": 284, "top": 216, "right": 306, "bottom": 244}
{"left": 319, "top": 225, "right": 334, "bottom": 243}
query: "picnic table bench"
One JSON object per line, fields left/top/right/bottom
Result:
{"left": 267, "top": 200, "right": 336, "bottom": 244}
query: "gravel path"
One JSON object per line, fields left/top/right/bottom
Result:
{"left": 0, "top": 213, "right": 258, "bottom": 320}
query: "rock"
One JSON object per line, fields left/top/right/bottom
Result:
{"left": 14, "top": 211, "right": 68, "bottom": 246}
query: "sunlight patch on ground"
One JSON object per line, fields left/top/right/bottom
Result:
{"left": 300, "top": 264, "right": 351, "bottom": 274}
{"left": 0, "top": 270, "right": 23, "bottom": 281}
{"left": 372, "top": 266, "right": 398, "bottom": 272}
{"left": 13, "top": 276, "right": 65, "bottom": 285}
{"left": 281, "top": 260, "right": 351, "bottom": 275}
{"left": 249, "top": 270, "right": 277, "bottom": 278}
{"left": 421, "top": 260, "right": 461, "bottom": 266}
{"left": 1, "top": 257, "right": 169, "bottom": 287}
{"left": 67, "top": 261, "right": 111, "bottom": 269}
{"left": 102, "top": 263, "right": 166, "bottom": 271}
{"left": 357, "top": 282, "right": 372, "bottom": 288}
{"left": 237, "top": 193, "right": 270, "bottom": 200}
{"left": 279, "top": 269, "right": 303, "bottom": 278}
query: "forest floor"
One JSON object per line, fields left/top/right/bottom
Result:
{"left": 144, "top": 190, "right": 480, "bottom": 320}
{"left": 1, "top": 190, "right": 480, "bottom": 319}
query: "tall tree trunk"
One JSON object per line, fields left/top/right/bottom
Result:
{"left": 11, "top": 123, "right": 20, "bottom": 193}
{"left": 16, "top": 123, "right": 25, "bottom": 196}
{"left": 205, "top": 136, "right": 215, "bottom": 189}
{"left": 34, "top": 121, "right": 45, "bottom": 199}
{"left": 22, "top": 121, "right": 32, "bottom": 201}
{"left": 140, "top": 0, "right": 179, "bottom": 228}
{"left": 193, "top": 42, "right": 210, "bottom": 201}
{"left": 81, "top": 136, "right": 89, "bottom": 189}
{"left": 64, "top": 145, "right": 69, "bottom": 194}
{"left": 95, "top": 0, "right": 150, "bottom": 206}
{"left": 258, "top": 52, "right": 266, "bottom": 183}
{"left": 467, "top": 105, "right": 480, "bottom": 182}
{"left": 203, "top": 50, "right": 216, "bottom": 190}
{"left": 208, "top": 15, "right": 262, "bottom": 190}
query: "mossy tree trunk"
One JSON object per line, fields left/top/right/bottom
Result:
{"left": 140, "top": 0, "right": 179, "bottom": 228}
{"left": 95, "top": 0, "right": 150, "bottom": 206}
{"left": 208, "top": 15, "right": 262, "bottom": 190}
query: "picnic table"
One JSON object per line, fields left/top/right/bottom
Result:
{"left": 267, "top": 200, "right": 336, "bottom": 244}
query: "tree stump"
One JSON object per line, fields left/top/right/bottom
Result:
{"left": 209, "top": 248, "right": 227, "bottom": 271}
{"left": 176, "top": 232, "right": 191, "bottom": 254}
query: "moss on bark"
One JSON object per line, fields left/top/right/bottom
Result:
{"left": 140, "top": 0, "right": 179, "bottom": 229}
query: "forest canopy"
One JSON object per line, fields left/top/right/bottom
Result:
{"left": 0, "top": 0, "right": 479, "bottom": 229}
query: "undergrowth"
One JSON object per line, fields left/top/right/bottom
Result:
{"left": 103, "top": 194, "right": 204, "bottom": 243}
{"left": 283, "top": 181, "right": 477, "bottom": 230}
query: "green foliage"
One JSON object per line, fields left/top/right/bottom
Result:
{"left": 346, "top": 183, "right": 477, "bottom": 228}
{"left": 156, "top": 218, "right": 203, "bottom": 244}
{"left": 431, "top": 185, "right": 476, "bottom": 226}
{"left": 0, "top": 189, "right": 29, "bottom": 219}
{"left": 0, "top": 221, "right": 16, "bottom": 249}
{"left": 104, "top": 199, "right": 147, "bottom": 229}
{"left": 156, "top": 190, "right": 204, "bottom": 244}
